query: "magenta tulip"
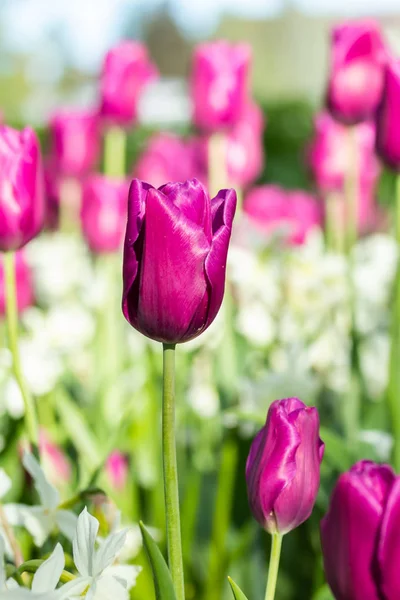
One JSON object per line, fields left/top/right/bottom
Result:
{"left": 39, "top": 429, "right": 72, "bottom": 487}
{"left": 226, "top": 101, "right": 264, "bottom": 188}
{"left": 99, "top": 41, "right": 158, "bottom": 127}
{"left": 0, "top": 125, "right": 45, "bottom": 251}
{"left": 81, "top": 175, "right": 128, "bottom": 254}
{"left": 376, "top": 59, "right": 400, "bottom": 171}
{"left": 50, "top": 110, "right": 101, "bottom": 178}
{"left": 309, "top": 112, "right": 380, "bottom": 192}
{"left": 191, "top": 41, "right": 251, "bottom": 132}
{"left": 246, "top": 398, "right": 324, "bottom": 534}
{"left": 122, "top": 178, "right": 236, "bottom": 344}
{"left": 244, "top": 185, "right": 322, "bottom": 246}
{"left": 43, "top": 159, "right": 60, "bottom": 231}
{"left": 106, "top": 451, "right": 129, "bottom": 491}
{"left": 321, "top": 461, "right": 396, "bottom": 600}
{"left": 327, "top": 20, "right": 387, "bottom": 124}
{"left": 0, "top": 250, "right": 34, "bottom": 315}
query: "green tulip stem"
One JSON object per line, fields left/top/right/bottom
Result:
{"left": 162, "top": 343, "right": 184, "bottom": 600}
{"left": 104, "top": 125, "right": 126, "bottom": 179}
{"left": 3, "top": 252, "right": 39, "bottom": 454}
{"left": 264, "top": 533, "right": 283, "bottom": 600}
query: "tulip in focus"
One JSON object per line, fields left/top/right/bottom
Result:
{"left": 246, "top": 398, "right": 324, "bottom": 534}
{"left": 50, "top": 110, "right": 101, "bottom": 179}
{"left": 244, "top": 185, "right": 322, "bottom": 245}
{"left": 327, "top": 20, "right": 387, "bottom": 124}
{"left": 81, "top": 175, "right": 128, "bottom": 253}
{"left": 191, "top": 41, "right": 251, "bottom": 132}
{"left": 100, "top": 41, "right": 158, "bottom": 127}
{"left": 376, "top": 59, "right": 400, "bottom": 171}
{"left": 122, "top": 178, "right": 236, "bottom": 344}
{"left": 0, "top": 125, "right": 45, "bottom": 251}
{"left": 0, "top": 250, "right": 34, "bottom": 315}
{"left": 321, "top": 460, "right": 400, "bottom": 600}
{"left": 106, "top": 451, "right": 129, "bottom": 491}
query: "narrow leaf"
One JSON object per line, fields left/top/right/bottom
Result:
{"left": 228, "top": 577, "right": 250, "bottom": 600}
{"left": 140, "top": 522, "right": 176, "bottom": 600}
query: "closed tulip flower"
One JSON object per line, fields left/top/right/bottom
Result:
{"left": 376, "top": 59, "right": 400, "bottom": 171}
{"left": 0, "top": 125, "right": 45, "bottom": 251}
{"left": 321, "top": 460, "right": 396, "bottom": 600}
{"left": 327, "top": 20, "right": 386, "bottom": 124}
{"left": 122, "top": 178, "right": 236, "bottom": 344}
{"left": 106, "top": 451, "right": 129, "bottom": 491}
{"left": 191, "top": 41, "right": 251, "bottom": 132}
{"left": 0, "top": 250, "right": 34, "bottom": 315}
{"left": 100, "top": 41, "right": 158, "bottom": 127}
{"left": 81, "top": 175, "right": 128, "bottom": 254}
{"left": 246, "top": 398, "right": 324, "bottom": 534}
{"left": 50, "top": 109, "right": 101, "bottom": 178}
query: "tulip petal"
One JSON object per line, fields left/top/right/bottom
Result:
{"left": 159, "top": 179, "right": 212, "bottom": 241}
{"left": 378, "top": 477, "right": 400, "bottom": 599}
{"left": 204, "top": 188, "right": 236, "bottom": 327}
{"left": 122, "top": 179, "right": 152, "bottom": 328}
{"left": 136, "top": 187, "right": 210, "bottom": 343}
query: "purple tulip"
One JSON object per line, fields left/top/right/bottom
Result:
{"left": 191, "top": 41, "right": 251, "bottom": 132}
{"left": 244, "top": 185, "right": 322, "bottom": 246}
{"left": 376, "top": 59, "right": 400, "bottom": 171}
{"left": 106, "top": 451, "right": 129, "bottom": 491}
{"left": 99, "top": 41, "right": 158, "bottom": 127}
{"left": 246, "top": 398, "right": 324, "bottom": 535}
{"left": 122, "top": 178, "right": 236, "bottom": 344}
{"left": 327, "top": 20, "right": 387, "bottom": 124}
{"left": 0, "top": 250, "right": 34, "bottom": 315}
{"left": 309, "top": 112, "right": 380, "bottom": 192}
{"left": 321, "top": 461, "right": 396, "bottom": 600}
{"left": 81, "top": 175, "right": 128, "bottom": 254}
{"left": 0, "top": 125, "right": 45, "bottom": 251}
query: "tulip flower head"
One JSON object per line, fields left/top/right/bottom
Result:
{"left": 106, "top": 451, "right": 129, "bottom": 491}
{"left": 122, "top": 178, "right": 236, "bottom": 344}
{"left": 327, "top": 20, "right": 387, "bottom": 124}
{"left": 246, "top": 398, "right": 324, "bottom": 535}
{"left": 376, "top": 58, "right": 400, "bottom": 171}
{"left": 0, "top": 125, "right": 45, "bottom": 251}
{"left": 81, "top": 175, "right": 128, "bottom": 254}
{"left": 191, "top": 41, "right": 251, "bottom": 132}
{"left": 100, "top": 41, "right": 158, "bottom": 127}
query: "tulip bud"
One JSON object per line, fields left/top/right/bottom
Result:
{"left": 327, "top": 20, "right": 386, "bottom": 124}
{"left": 321, "top": 460, "right": 395, "bottom": 600}
{"left": 244, "top": 185, "right": 322, "bottom": 246}
{"left": 376, "top": 59, "right": 400, "bottom": 171}
{"left": 0, "top": 251, "right": 34, "bottom": 315}
{"left": 100, "top": 41, "right": 158, "bottom": 127}
{"left": 122, "top": 178, "right": 236, "bottom": 344}
{"left": 191, "top": 41, "right": 251, "bottom": 132}
{"left": 81, "top": 175, "right": 128, "bottom": 253}
{"left": 246, "top": 398, "right": 324, "bottom": 535}
{"left": 50, "top": 110, "right": 101, "bottom": 178}
{"left": 106, "top": 451, "right": 129, "bottom": 491}
{"left": 0, "top": 125, "right": 45, "bottom": 251}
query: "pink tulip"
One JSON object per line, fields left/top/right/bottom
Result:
{"left": 106, "top": 451, "right": 129, "bottom": 491}
{"left": 99, "top": 41, "right": 158, "bottom": 127}
{"left": 43, "top": 159, "right": 60, "bottom": 231}
{"left": 191, "top": 41, "right": 251, "bottom": 132}
{"left": 39, "top": 430, "right": 72, "bottom": 487}
{"left": 244, "top": 185, "right": 322, "bottom": 246}
{"left": 376, "top": 58, "right": 400, "bottom": 171}
{"left": 0, "top": 251, "right": 34, "bottom": 315}
{"left": 50, "top": 110, "right": 101, "bottom": 178}
{"left": 81, "top": 175, "right": 128, "bottom": 253}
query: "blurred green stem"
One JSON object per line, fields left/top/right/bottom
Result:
{"left": 388, "top": 175, "right": 400, "bottom": 470}
{"left": 4, "top": 252, "right": 39, "bottom": 454}
{"left": 104, "top": 125, "right": 126, "bottom": 178}
{"left": 162, "top": 343, "right": 184, "bottom": 600}
{"left": 264, "top": 534, "right": 283, "bottom": 600}
{"left": 181, "top": 466, "right": 202, "bottom": 562}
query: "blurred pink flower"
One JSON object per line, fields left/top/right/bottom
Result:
{"left": 244, "top": 185, "right": 322, "bottom": 246}
{"left": 0, "top": 250, "right": 34, "bottom": 316}
{"left": 106, "top": 451, "right": 129, "bottom": 491}
{"left": 376, "top": 58, "right": 400, "bottom": 171}
{"left": 39, "top": 430, "right": 72, "bottom": 487}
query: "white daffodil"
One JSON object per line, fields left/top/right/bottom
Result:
{"left": 5, "top": 453, "right": 77, "bottom": 547}
{"left": 65, "top": 507, "right": 141, "bottom": 600}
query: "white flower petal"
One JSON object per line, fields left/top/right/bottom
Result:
{"left": 55, "top": 576, "right": 91, "bottom": 599}
{"left": 21, "top": 506, "right": 53, "bottom": 547}
{"left": 72, "top": 508, "right": 98, "bottom": 577}
{"left": 22, "top": 452, "right": 59, "bottom": 510}
{"left": 89, "top": 574, "right": 130, "bottom": 600}
{"left": 94, "top": 529, "right": 127, "bottom": 576}
{"left": 0, "top": 469, "right": 11, "bottom": 499}
{"left": 106, "top": 565, "right": 142, "bottom": 589}
{"left": 32, "top": 543, "right": 64, "bottom": 593}
{"left": 56, "top": 510, "right": 78, "bottom": 542}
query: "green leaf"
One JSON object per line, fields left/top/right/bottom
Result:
{"left": 140, "top": 522, "right": 177, "bottom": 600}
{"left": 312, "top": 584, "right": 334, "bottom": 600}
{"left": 228, "top": 577, "right": 250, "bottom": 600}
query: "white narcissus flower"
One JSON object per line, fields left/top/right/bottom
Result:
{"left": 5, "top": 453, "right": 77, "bottom": 547}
